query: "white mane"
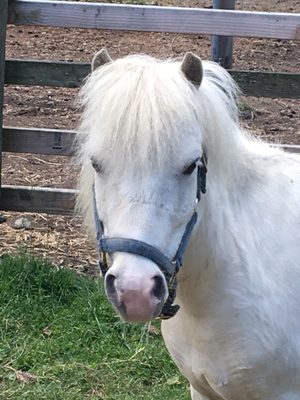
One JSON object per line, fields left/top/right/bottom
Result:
{"left": 75, "top": 54, "right": 282, "bottom": 232}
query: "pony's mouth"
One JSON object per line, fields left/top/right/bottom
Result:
{"left": 108, "top": 290, "right": 164, "bottom": 323}
{"left": 118, "top": 300, "right": 163, "bottom": 323}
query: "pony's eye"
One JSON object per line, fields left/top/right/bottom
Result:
{"left": 91, "top": 158, "right": 103, "bottom": 174}
{"left": 183, "top": 159, "right": 199, "bottom": 175}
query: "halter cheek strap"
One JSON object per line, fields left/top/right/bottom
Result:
{"left": 93, "top": 152, "right": 207, "bottom": 319}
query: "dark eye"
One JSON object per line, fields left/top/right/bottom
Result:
{"left": 91, "top": 158, "right": 103, "bottom": 174}
{"left": 183, "top": 158, "right": 199, "bottom": 175}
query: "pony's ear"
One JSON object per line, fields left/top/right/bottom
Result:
{"left": 91, "top": 49, "right": 112, "bottom": 71}
{"left": 181, "top": 52, "right": 203, "bottom": 88}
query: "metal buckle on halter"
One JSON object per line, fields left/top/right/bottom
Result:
{"left": 157, "top": 273, "right": 180, "bottom": 320}
{"left": 195, "top": 152, "right": 207, "bottom": 204}
{"left": 98, "top": 251, "right": 109, "bottom": 277}
{"left": 158, "top": 303, "right": 180, "bottom": 320}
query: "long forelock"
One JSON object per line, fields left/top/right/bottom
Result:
{"left": 76, "top": 55, "right": 202, "bottom": 172}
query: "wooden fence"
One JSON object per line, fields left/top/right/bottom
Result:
{"left": 1, "top": 0, "right": 300, "bottom": 215}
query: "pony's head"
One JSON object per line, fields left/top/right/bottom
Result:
{"left": 76, "top": 50, "right": 238, "bottom": 322}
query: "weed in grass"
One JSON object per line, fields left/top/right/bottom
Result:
{"left": 0, "top": 254, "right": 189, "bottom": 399}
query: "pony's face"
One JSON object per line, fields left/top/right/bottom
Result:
{"left": 80, "top": 50, "right": 205, "bottom": 322}
{"left": 93, "top": 136, "right": 203, "bottom": 322}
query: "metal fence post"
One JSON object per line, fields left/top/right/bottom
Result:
{"left": 211, "top": 0, "right": 236, "bottom": 68}
{"left": 0, "top": 0, "right": 8, "bottom": 192}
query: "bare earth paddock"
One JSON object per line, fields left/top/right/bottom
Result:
{"left": 1, "top": 0, "right": 300, "bottom": 275}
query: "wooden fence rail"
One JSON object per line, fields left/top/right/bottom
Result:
{"left": 5, "top": 59, "right": 300, "bottom": 99}
{"left": 5, "top": 59, "right": 89, "bottom": 89}
{"left": 8, "top": 1, "right": 300, "bottom": 39}
{"left": 0, "top": 185, "right": 76, "bottom": 215}
{"left": 3, "top": 127, "right": 300, "bottom": 158}
{"left": 2, "top": 127, "right": 75, "bottom": 156}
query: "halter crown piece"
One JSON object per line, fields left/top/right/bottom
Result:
{"left": 93, "top": 151, "right": 207, "bottom": 319}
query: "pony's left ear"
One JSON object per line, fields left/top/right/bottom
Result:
{"left": 181, "top": 52, "right": 203, "bottom": 88}
{"left": 91, "top": 49, "right": 112, "bottom": 72}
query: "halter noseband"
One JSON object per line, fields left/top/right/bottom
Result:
{"left": 93, "top": 152, "right": 207, "bottom": 319}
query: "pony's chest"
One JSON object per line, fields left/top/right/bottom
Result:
{"left": 162, "top": 316, "right": 281, "bottom": 400}
{"left": 163, "top": 342, "right": 269, "bottom": 400}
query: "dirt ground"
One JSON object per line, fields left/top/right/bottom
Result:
{"left": 1, "top": 0, "right": 300, "bottom": 275}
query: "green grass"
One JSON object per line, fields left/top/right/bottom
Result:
{"left": 0, "top": 254, "right": 189, "bottom": 399}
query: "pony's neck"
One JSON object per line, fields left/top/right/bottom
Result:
{"left": 177, "top": 120, "right": 281, "bottom": 310}
{"left": 203, "top": 126, "right": 249, "bottom": 182}
{"left": 200, "top": 98, "right": 252, "bottom": 184}
{"left": 197, "top": 62, "right": 254, "bottom": 183}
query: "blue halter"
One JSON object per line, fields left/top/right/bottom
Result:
{"left": 93, "top": 152, "right": 207, "bottom": 319}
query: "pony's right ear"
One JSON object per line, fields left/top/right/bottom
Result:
{"left": 91, "top": 49, "right": 112, "bottom": 71}
{"left": 181, "top": 52, "right": 203, "bottom": 88}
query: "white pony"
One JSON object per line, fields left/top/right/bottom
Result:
{"left": 76, "top": 49, "right": 300, "bottom": 399}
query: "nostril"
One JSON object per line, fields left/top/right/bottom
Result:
{"left": 105, "top": 273, "right": 117, "bottom": 297}
{"left": 151, "top": 275, "right": 166, "bottom": 300}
